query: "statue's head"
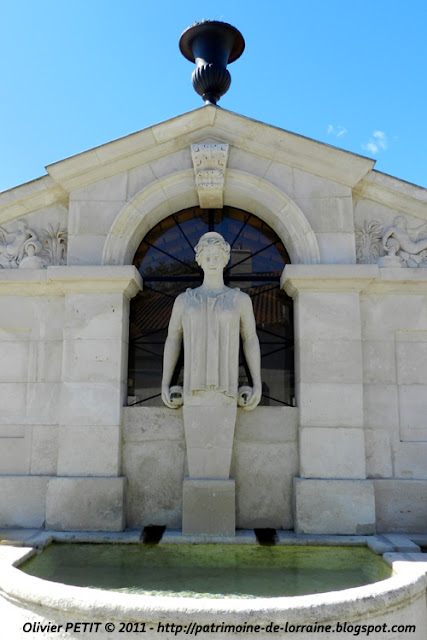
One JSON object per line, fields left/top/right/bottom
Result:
{"left": 194, "top": 232, "right": 231, "bottom": 268}
{"left": 24, "top": 240, "right": 41, "bottom": 256}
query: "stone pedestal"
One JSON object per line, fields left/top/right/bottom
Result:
{"left": 182, "top": 478, "right": 235, "bottom": 535}
{"left": 183, "top": 404, "right": 236, "bottom": 478}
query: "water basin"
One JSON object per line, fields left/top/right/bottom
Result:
{"left": 2, "top": 537, "right": 427, "bottom": 640}
{"left": 20, "top": 543, "right": 391, "bottom": 598}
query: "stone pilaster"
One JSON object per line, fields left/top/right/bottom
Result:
{"left": 46, "top": 266, "right": 142, "bottom": 531}
{"left": 282, "top": 265, "right": 377, "bottom": 534}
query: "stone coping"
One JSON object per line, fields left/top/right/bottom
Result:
{"left": 281, "top": 264, "right": 427, "bottom": 297}
{"left": 0, "top": 265, "right": 142, "bottom": 296}
{"left": 0, "top": 530, "right": 426, "bottom": 628}
{"left": 0, "top": 529, "right": 424, "bottom": 551}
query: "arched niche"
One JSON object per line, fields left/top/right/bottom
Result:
{"left": 102, "top": 169, "right": 320, "bottom": 266}
{"left": 127, "top": 205, "right": 295, "bottom": 409}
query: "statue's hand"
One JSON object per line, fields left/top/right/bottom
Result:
{"left": 161, "top": 384, "right": 183, "bottom": 409}
{"left": 238, "top": 383, "right": 262, "bottom": 411}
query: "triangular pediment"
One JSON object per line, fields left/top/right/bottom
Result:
{"left": 1, "top": 105, "right": 426, "bottom": 225}
{"left": 44, "top": 105, "right": 375, "bottom": 192}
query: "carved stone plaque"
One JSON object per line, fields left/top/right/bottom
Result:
{"left": 191, "top": 143, "right": 229, "bottom": 208}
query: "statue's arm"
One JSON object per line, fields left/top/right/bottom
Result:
{"left": 240, "top": 294, "right": 262, "bottom": 411}
{"left": 161, "top": 295, "right": 184, "bottom": 408}
{"left": 414, "top": 221, "right": 427, "bottom": 240}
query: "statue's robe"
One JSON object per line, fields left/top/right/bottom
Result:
{"left": 180, "top": 287, "right": 246, "bottom": 400}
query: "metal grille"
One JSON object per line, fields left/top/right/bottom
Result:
{"left": 128, "top": 207, "right": 294, "bottom": 407}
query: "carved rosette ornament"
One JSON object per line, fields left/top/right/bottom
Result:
{"left": 0, "top": 221, "right": 67, "bottom": 269}
{"left": 191, "top": 143, "right": 229, "bottom": 208}
{"left": 355, "top": 216, "right": 427, "bottom": 268}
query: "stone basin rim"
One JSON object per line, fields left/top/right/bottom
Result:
{"left": 1, "top": 546, "right": 426, "bottom": 626}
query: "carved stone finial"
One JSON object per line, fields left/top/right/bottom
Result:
{"left": 191, "top": 143, "right": 229, "bottom": 208}
{"left": 179, "top": 21, "right": 245, "bottom": 105}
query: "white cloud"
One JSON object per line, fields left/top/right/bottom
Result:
{"left": 327, "top": 124, "right": 347, "bottom": 137}
{"left": 364, "top": 141, "right": 380, "bottom": 154}
{"left": 373, "top": 130, "right": 387, "bottom": 150}
{"left": 363, "top": 130, "right": 388, "bottom": 155}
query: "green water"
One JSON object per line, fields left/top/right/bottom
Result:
{"left": 20, "top": 544, "right": 392, "bottom": 599}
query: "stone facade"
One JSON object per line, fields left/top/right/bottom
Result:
{"left": 0, "top": 105, "right": 426, "bottom": 534}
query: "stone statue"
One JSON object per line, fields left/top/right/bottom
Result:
{"left": 0, "top": 220, "right": 68, "bottom": 269}
{"left": 162, "top": 232, "right": 261, "bottom": 482}
{"left": 379, "top": 216, "right": 427, "bottom": 268}
{"left": 19, "top": 240, "right": 44, "bottom": 269}
{"left": 382, "top": 216, "right": 427, "bottom": 256}
{"left": 356, "top": 216, "right": 427, "bottom": 268}
{"left": 161, "top": 231, "right": 261, "bottom": 411}
{"left": 161, "top": 231, "right": 261, "bottom": 533}
{"left": 0, "top": 221, "right": 36, "bottom": 268}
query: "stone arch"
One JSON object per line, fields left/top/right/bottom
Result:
{"left": 102, "top": 169, "right": 320, "bottom": 265}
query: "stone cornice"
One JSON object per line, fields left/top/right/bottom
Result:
{"left": 354, "top": 170, "right": 427, "bottom": 221}
{"left": 0, "top": 266, "right": 142, "bottom": 297}
{"left": 0, "top": 106, "right": 379, "bottom": 219}
{"left": 0, "top": 176, "right": 68, "bottom": 225}
{"left": 45, "top": 107, "right": 376, "bottom": 192}
{"left": 281, "top": 265, "right": 379, "bottom": 297}
{"left": 212, "top": 109, "right": 376, "bottom": 188}
{"left": 45, "top": 108, "right": 217, "bottom": 193}
{"left": 281, "top": 264, "right": 427, "bottom": 296}
{"left": 365, "top": 267, "right": 427, "bottom": 295}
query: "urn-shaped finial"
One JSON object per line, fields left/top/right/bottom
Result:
{"left": 179, "top": 20, "right": 245, "bottom": 105}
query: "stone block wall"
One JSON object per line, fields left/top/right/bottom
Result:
{"left": 0, "top": 294, "right": 63, "bottom": 480}
{"left": 361, "top": 284, "right": 427, "bottom": 532}
{"left": 122, "top": 406, "right": 298, "bottom": 530}
{"left": 0, "top": 267, "right": 141, "bottom": 530}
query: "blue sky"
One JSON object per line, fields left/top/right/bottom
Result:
{"left": 0, "top": 0, "right": 426, "bottom": 192}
